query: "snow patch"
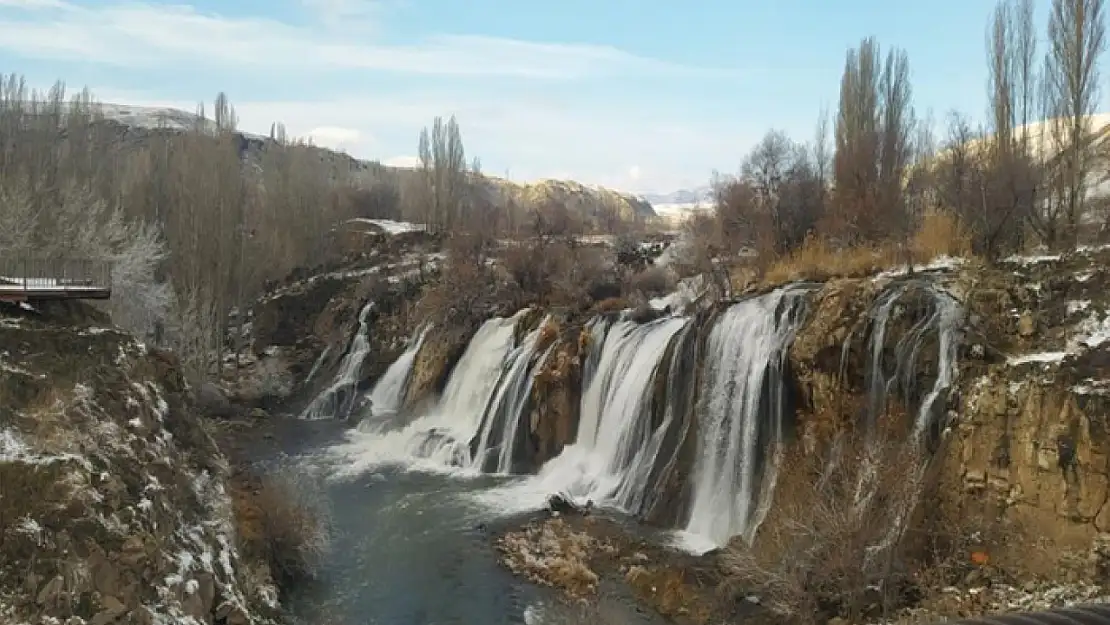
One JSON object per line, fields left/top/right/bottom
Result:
{"left": 1007, "top": 351, "right": 1069, "bottom": 366}
{"left": 1068, "top": 300, "right": 1092, "bottom": 314}
{"left": 1004, "top": 252, "right": 1062, "bottom": 265}
{"left": 347, "top": 218, "right": 426, "bottom": 235}
{"left": 872, "top": 255, "right": 965, "bottom": 282}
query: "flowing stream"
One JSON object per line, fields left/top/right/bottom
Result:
{"left": 275, "top": 278, "right": 962, "bottom": 622}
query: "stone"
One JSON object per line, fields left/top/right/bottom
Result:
{"left": 36, "top": 575, "right": 64, "bottom": 607}
{"left": 1018, "top": 312, "right": 1035, "bottom": 337}
{"left": 89, "top": 551, "right": 121, "bottom": 597}
{"left": 195, "top": 382, "right": 233, "bottom": 418}
{"left": 89, "top": 603, "right": 126, "bottom": 625}
{"left": 131, "top": 606, "right": 156, "bottom": 625}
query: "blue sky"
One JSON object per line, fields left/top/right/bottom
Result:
{"left": 0, "top": 0, "right": 1086, "bottom": 194}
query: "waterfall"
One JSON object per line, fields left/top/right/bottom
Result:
{"left": 300, "top": 301, "right": 374, "bottom": 420}
{"left": 858, "top": 280, "right": 962, "bottom": 440}
{"left": 469, "top": 320, "right": 554, "bottom": 474}
{"left": 303, "top": 345, "right": 332, "bottom": 385}
{"left": 363, "top": 324, "right": 432, "bottom": 421}
{"left": 683, "top": 286, "right": 810, "bottom": 546}
{"left": 530, "top": 314, "right": 690, "bottom": 511}
{"left": 327, "top": 311, "right": 530, "bottom": 473}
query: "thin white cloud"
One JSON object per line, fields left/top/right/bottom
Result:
{"left": 0, "top": 0, "right": 756, "bottom": 192}
{"left": 0, "top": 0, "right": 734, "bottom": 79}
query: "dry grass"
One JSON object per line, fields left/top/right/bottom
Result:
{"left": 593, "top": 297, "right": 629, "bottom": 313}
{"left": 910, "top": 211, "right": 973, "bottom": 260}
{"left": 753, "top": 212, "right": 975, "bottom": 288}
{"left": 720, "top": 429, "right": 928, "bottom": 624}
{"left": 232, "top": 468, "right": 331, "bottom": 590}
{"left": 496, "top": 518, "right": 612, "bottom": 600}
{"left": 760, "top": 235, "right": 901, "bottom": 285}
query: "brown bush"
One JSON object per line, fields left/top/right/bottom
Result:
{"left": 594, "top": 297, "right": 630, "bottom": 313}
{"left": 755, "top": 212, "right": 977, "bottom": 288}
{"left": 760, "top": 234, "right": 899, "bottom": 285}
{"left": 910, "top": 211, "right": 972, "bottom": 260}
{"left": 500, "top": 238, "right": 612, "bottom": 308}
{"left": 629, "top": 266, "right": 675, "bottom": 298}
{"left": 232, "top": 468, "right": 331, "bottom": 590}
{"left": 720, "top": 429, "right": 928, "bottom": 623}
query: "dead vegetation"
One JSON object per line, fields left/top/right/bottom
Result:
{"left": 497, "top": 517, "right": 613, "bottom": 599}
{"left": 720, "top": 428, "right": 930, "bottom": 624}
{"left": 231, "top": 467, "right": 332, "bottom": 592}
{"left": 678, "top": 0, "right": 1110, "bottom": 297}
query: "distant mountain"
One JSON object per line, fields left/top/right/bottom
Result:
{"left": 640, "top": 186, "right": 713, "bottom": 207}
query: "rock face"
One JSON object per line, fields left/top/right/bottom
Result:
{"left": 764, "top": 247, "right": 1110, "bottom": 586}
{"left": 522, "top": 322, "right": 585, "bottom": 471}
{"left": 239, "top": 237, "right": 440, "bottom": 412}
{"left": 0, "top": 305, "right": 276, "bottom": 624}
{"left": 937, "top": 249, "right": 1110, "bottom": 580}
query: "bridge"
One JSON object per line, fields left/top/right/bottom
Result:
{"left": 0, "top": 257, "right": 112, "bottom": 302}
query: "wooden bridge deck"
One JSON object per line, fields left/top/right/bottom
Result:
{"left": 0, "top": 258, "right": 112, "bottom": 302}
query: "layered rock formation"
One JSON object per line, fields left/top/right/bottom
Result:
{"left": 0, "top": 302, "right": 278, "bottom": 625}
{"left": 243, "top": 221, "right": 1110, "bottom": 618}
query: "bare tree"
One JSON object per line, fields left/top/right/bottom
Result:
{"left": 980, "top": 0, "right": 1040, "bottom": 260}
{"left": 418, "top": 116, "right": 469, "bottom": 234}
{"left": 1040, "top": 0, "right": 1106, "bottom": 246}
{"left": 878, "top": 46, "right": 916, "bottom": 259}
{"left": 832, "top": 38, "right": 882, "bottom": 244}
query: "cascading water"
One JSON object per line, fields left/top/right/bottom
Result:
{"left": 327, "top": 311, "right": 530, "bottom": 474}
{"left": 300, "top": 301, "right": 375, "bottom": 420}
{"left": 683, "top": 286, "right": 810, "bottom": 546}
{"left": 304, "top": 345, "right": 332, "bottom": 385}
{"left": 857, "top": 280, "right": 962, "bottom": 440}
{"left": 528, "top": 314, "right": 690, "bottom": 511}
{"left": 362, "top": 324, "right": 431, "bottom": 421}
{"left": 469, "top": 319, "right": 554, "bottom": 474}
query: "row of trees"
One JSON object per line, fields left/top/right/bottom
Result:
{"left": 0, "top": 77, "right": 389, "bottom": 378}
{"left": 707, "top": 0, "right": 1110, "bottom": 264}
{"left": 0, "top": 78, "right": 640, "bottom": 380}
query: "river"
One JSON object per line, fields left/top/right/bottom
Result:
{"left": 262, "top": 419, "right": 670, "bottom": 625}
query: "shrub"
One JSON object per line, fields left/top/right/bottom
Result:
{"left": 719, "top": 429, "right": 927, "bottom": 624}
{"left": 761, "top": 234, "right": 899, "bottom": 285}
{"left": 910, "top": 211, "right": 972, "bottom": 260}
{"left": 236, "top": 358, "right": 293, "bottom": 406}
{"left": 233, "top": 468, "right": 331, "bottom": 590}
{"left": 629, "top": 266, "right": 675, "bottom": 298}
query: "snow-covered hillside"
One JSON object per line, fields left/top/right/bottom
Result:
{"left": 640, "top": 185, "right": 714, "bottom": 223}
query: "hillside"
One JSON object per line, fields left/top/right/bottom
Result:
{"left": 88, "top": 103, "right": 658, "bottom": 228}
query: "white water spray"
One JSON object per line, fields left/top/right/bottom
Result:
{"left": 364, "top": 324, "right": 432, "bottom": 420}
{"left": 325, "top": 311, "right": 529, "bottom": 474}
{"left": 525, "top": 315, "right": 689, "bottom": 510}
{"left": 684, "top": 287, "right": 809, "bottom": 546}
{"left": 300, "top": 301, "right": 374, "bottom": 420}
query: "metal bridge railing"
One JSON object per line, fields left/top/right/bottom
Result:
{"left": 0, "top": 256, "right": 113, "bottom": 297}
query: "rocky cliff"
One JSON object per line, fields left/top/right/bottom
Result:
{"left": 0, "top": 302, "right": 278, "bottom": 625}
{"left": 242, "top": 221, "right": 1110, "bottom": 620}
